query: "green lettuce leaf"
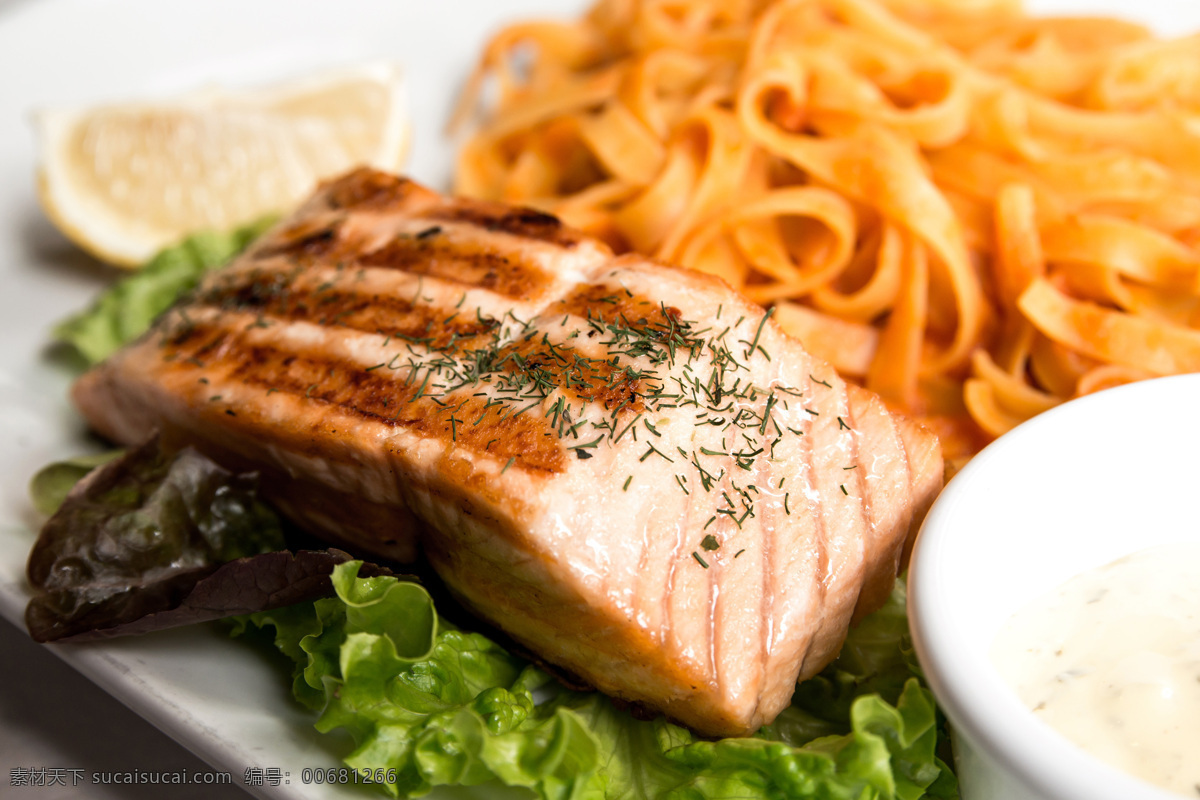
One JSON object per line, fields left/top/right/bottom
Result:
{"left": 28, "top": 449, "right": 124, "bottom": 516}
{"left": 778, "top": 579, "right": 915, "bottom": 741}
{"left": 239, "top": 563, "right": 957, "bottom": 799}
{"left": 53, "top": 217, "right": 275, "bottom": 365}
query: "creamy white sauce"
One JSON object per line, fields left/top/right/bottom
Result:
{"left": 991, "top": 542, "right": 1200, "bottom": 797}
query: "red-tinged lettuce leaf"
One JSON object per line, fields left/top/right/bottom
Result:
{"left": 24, "top": 435, "right": 399, "bottom": 642}
{"left": 33, "top": 548, "right": 395, "bottom": 643}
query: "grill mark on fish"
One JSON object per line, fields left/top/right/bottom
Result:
{"left": 548, "top": 283, "right": 677, "bottom": 328}
{"left": 324, "top": 169, "right": 432, "bottom": 212}
{"left": 357, "top": 234, "right": 553, "bottom": 299}
{"left": 494, "top": 336, "right": 646, "bottom": 414}
{"left": 159, "top": 321, "right": 566, "bottom": 472}
{"left": 255, "top": 217, "right": 353, "bottom": 263}
{"left": 194, "top": 272, "right": 501, "bottom": 349}
{"left": 429, "top": 202, "right": 583, "bottom": 248}
{"left": 161, "top": 321, "right": 229, "bottom": 364}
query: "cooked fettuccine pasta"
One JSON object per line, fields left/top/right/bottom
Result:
{"left": 453, "top": 0, "right": 1200, "bottom": 463}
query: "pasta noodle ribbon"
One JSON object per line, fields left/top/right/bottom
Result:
{"left": 867, "top": 227, "right": 928, "bottom": 409}
{"left": 1041, "top": 215, "right": 1200, "bottom": 291}
{"left": 773, "top": 301, "right": 878, "bottom": 376}
{"left": 811, "top": 225, "right": 904, "bottom": 321}
{"left": 724, "top": 186, "right": 858, "bottom": 299}
{"left": 1019, "top": 277, "right": 1200, "bottom": 376}
{"left": 577, "top": 101, "right": 666, "bottom": 184}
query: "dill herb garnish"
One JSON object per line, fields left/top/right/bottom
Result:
{"left": 639, "top": 442, "right": 673, "bottom": 463}
{"left": 569, "top": 436, "right": 604, "bottom": 459}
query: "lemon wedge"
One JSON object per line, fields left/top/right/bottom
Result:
{"left": 35, "top": 61, "right": 409, "bottom": 267}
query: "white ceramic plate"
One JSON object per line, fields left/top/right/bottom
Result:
{"left": 0, "top": 0, "right": 1197, "bottom": 798}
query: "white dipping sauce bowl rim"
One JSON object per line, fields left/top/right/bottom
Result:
{"left": 908, "top": 373, "right": 1198, "bottom": 800}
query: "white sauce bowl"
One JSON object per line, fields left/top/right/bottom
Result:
{"left": 908, "top": 374, "right": 1200, "bottom": 800}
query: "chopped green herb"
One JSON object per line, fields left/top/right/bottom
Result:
{"left": 639, "top": 443, "right": 672, "bottom": 463}
{"left": 569, "top": 436, "right": 604, "bottom": 455}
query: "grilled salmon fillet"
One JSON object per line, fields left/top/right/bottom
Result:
{"left": 73, "top": 168, "right": 942, "bottom": 736}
